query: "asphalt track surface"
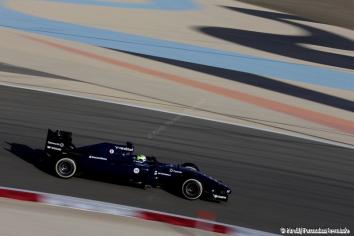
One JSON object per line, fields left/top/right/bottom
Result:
{"left": 1, "top": 86, "right": 354, "bottom": 233}
{"left": 237, "top": 0, "right": 354, "bottom": 30}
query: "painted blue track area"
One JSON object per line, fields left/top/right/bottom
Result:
{"left": 46, "top": 0, "right": 199, "bottom": 10}
{"left": 0, "top": 0, "right": 353, "bottom": 91}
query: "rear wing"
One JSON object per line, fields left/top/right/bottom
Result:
{"left": 45, "top": 129, "right": 75, "bottom": 154}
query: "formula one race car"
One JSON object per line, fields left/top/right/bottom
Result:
{"left": 44, "top": 129, "right": 231, "bottom": 201}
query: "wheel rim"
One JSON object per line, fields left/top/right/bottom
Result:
{"left": 184, "top": 181, "right": 201, "bottom": 198}
{"left": 58, "top": 161, "right": 74, "bottom": 176}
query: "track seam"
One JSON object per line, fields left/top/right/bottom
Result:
{"left": 1, "top": 83, "right": 353, "bottom": 150}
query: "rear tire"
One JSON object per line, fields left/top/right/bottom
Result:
{"left": 181, "top": 179, "right": 203, "bottom": 200}
{"left": 55, "top": 157, "right": 77, "bottom": 179}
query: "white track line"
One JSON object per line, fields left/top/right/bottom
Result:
{"left": 1, "top": 82, "right": 353, "bottom": 150}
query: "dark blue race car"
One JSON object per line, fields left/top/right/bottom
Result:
{"left": 44, "top": 129, "right": 231, "bottom": 201}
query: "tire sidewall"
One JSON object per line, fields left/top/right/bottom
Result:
{"left": 55, "top": 157, "right": 76, "bottom": 178}
{"left": 184, "top": 166, "right": 198, "bottom": 171}
{"left": 181, "top": 179, "right": 203, "bottom": 200}
{"left": 181, "top": 163, "right": 199, "bottom": 171}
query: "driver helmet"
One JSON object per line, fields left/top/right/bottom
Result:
{"left": 136, "top": 154, "right": 146, "bottom": 162}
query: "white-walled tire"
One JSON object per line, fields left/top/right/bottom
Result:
{"left": 181, "top": 179, "right": 203, "bottom": 200}
{"left": 181, "top": 163, "right": 199, "bottom": 172}
{"left": 55, "top": 157, "right": 77, "bottom": 179}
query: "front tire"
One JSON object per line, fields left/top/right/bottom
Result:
{"left": 55, "top": 157, "right": 77, "bottom": 179}
{"left": 181, "top": 179, "right": 203, "bottom": 200}
{"left": 181, "top": 163, "right": 200, "bottom": 171}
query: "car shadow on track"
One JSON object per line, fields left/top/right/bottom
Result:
{"left": 4, "top": 142, "right": 206, "bottom": 202}
{"left": 4, "top": 142, "right": 53, "bottom": 175}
